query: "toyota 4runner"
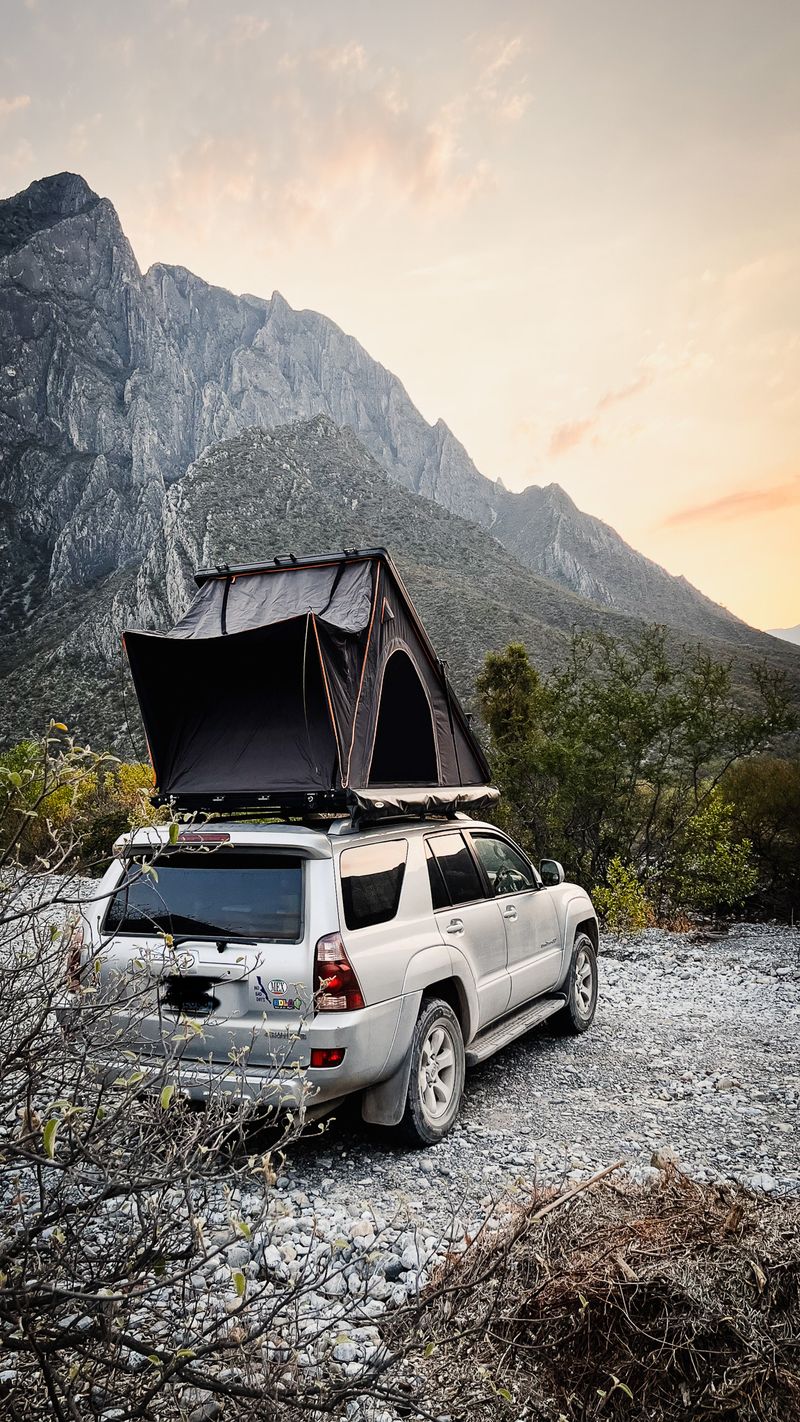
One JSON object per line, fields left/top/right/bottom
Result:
{"left": 72, "top": 816, "right": 599, "bottom": 1146}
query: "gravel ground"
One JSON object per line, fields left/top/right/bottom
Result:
{"left": 278, "top": 921, "right": 800, "bottom": 1225}
{"left": 4, "top": 917, "right": 799, "bottom": 1415}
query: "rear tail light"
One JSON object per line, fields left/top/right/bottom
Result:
{"left": 314, "top": 932, "right": 365, "bottom": 1011}
{"left": 310, "top": 1047, "right": 346, "bottom": 1068}
{"left": 65, "top": 920, "right": 85, "bottom": 992}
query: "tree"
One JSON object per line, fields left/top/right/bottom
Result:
{"left": 477, "top": 630, "right": 796, "bottom": 915}
{"left": 0, "top": 735, "right": 164, "bottom": 871}
{"left": 720, "top": 756, "right": 800, "bottom": 916}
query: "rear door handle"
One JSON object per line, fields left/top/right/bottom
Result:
{"left": 503, "top": 905, "right": 518, "bottom": 921}
{"left": 446, "top": 917, "right": 465, "bottom": 935}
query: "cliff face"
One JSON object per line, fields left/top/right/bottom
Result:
{"left": 1, "top": 171, "right": 750, "bottom": 654}
{"left": 0, "top": 176, "right": 494, "bottom": 635}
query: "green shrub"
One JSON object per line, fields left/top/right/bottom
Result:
{"left": 592, "top": 856, "right": 655, "bottom": 933}
{"left": 0, "top": 728, "right": 164, "bottom": 870}
{"left": 669, "top": 789, "right": 758, "bottom": 917}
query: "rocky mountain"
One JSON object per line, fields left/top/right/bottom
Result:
{"left": 5, "top": 416, "right": 796, "bottom": 752}
{"left": 2, "top": 172, "right": 798, "bottom": 748}
{"left": 0, "top": 170, "right": 756, "bottom": 656}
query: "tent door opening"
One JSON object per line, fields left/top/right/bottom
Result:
{"left": 368, "top": 649, "right": 438, "bottom": 785}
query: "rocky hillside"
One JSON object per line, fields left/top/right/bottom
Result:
{"left": 3, "top": 417, "right": 797, "bottom": 751}
{"left": 0, "top": 171, "right": 758, "bottom": 651}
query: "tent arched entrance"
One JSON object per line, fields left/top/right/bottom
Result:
{"left": 368, "top": 649, "right": 438, "bottom": 785}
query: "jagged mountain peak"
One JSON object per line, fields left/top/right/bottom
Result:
{"left": 0, "top": 172, "right": 101, "bottom": 257}
{"left": 9, "top": 170, "right": 98, "bottom": 215}
{"left": 537, "top": 482, "right": 579, "bottom": 512}
{"left": 267, "top": 289, "right": 292, "bottom": 314}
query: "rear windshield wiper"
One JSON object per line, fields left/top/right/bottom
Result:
{"left": 170, "top": 934, "right": 261, "bottom": 952}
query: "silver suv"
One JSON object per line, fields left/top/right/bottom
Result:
{"left": 79, "top": 816, "right": 599, "bottom": 1145}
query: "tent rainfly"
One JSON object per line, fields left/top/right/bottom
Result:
{"left": 124, "top": 548, "right": 498, "bottom": 819}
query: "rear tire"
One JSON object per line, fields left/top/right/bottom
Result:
{"left": 552, "top": 934, "right": 598, "bottom": 1035}
{"left": 398, "top": 997, "right": 465, "bottom": 1147}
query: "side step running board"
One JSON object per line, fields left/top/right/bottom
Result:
{"left": 465, "top": 994, "right": 567, "bottom": 1067}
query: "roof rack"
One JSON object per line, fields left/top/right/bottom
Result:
{"left": 153, "top": 784, "right": 499, "bottom": 827}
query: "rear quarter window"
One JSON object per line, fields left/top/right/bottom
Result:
{"left": 339, "top": 839, "right": 408, "bottom": 930}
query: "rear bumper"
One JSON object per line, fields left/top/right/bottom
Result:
{"left": 62, "top": 994, "right": 413, "bottom": 1108}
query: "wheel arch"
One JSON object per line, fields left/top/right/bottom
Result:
{"left": 575, "top": 916, "right": 599, "bottom": 952}
{"left": 420, "top": 976, "right": 471, "bottom": 1042}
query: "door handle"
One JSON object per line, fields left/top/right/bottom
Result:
{"left": 503, "top": 905, "right": 518, "bottom": 921}
{"left": 446, "top": 917, "right": 465, "bottom": 935}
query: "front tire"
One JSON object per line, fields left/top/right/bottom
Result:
{"left": 398, "top": 997, "right": 465, "bottom": 1147}
{"left": 552, "top": 934, "right": 598, "bottom": 1035}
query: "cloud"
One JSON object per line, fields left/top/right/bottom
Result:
{"left": 143, "top": 36, "right": 504, "bottom": 254}
{"left": 662, "top": 477, "right": 800, "bottom": 528}
{"left": 315, "top": 41, "right": 367, "bottom": 73}
{"left": 547, "top": 345, "right": 712, "bottom": 457}
{"left": 471, "top": 34, "right": 532, "bottom": 124}
{"left": 228, "top": 13, "right": 270, "bottom": 44}
{"left": 549, "top": 370, "right": 654, "bottom": 456}
{"left": 0, "top": 95, "right": 31, "bottom": 119}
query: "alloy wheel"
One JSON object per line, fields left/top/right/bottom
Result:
{"left": 418, "top": 1021, "right": 457, "bottom": 1120}
{"left": 574, "top": 946, "right": 595, "bottom": 1018}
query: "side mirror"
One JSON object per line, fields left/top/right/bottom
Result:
{"left": 539, "top": 858, "right": 565, "bottom": 886}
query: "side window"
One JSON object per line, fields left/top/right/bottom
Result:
{"left": 471, "top": 834, "right": 536, "bottom": 896}
{"left": 428, "top": 832, "right": 484, "bottom": 907}
{"left": 425, "top": 842, "right": 450, "bottom": 911}
{"left": 340, "top": 840, "right": 408, "bottom": 931}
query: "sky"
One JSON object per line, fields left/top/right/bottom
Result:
{"left": 1, "top": 0, "right": 799, "bottom": 630}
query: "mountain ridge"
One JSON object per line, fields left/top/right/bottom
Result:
{"left": 4, "top": 416, "right": 794, "bottom": 752}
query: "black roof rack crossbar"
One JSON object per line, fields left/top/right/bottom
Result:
{"left": 193, "top": 547, "right": 391, "bottom": 586}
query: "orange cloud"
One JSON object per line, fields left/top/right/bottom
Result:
{"left": 144, "top": 38, "right": 499, "bottom": 254}
{"left": 548, "top": 370, "right": 653, "bottom": 456}
{"left": 0, "top": 95, "right": 31, "bottom": 118}
{"left": 662, "top": 478, "right": 800, "bottom": 528}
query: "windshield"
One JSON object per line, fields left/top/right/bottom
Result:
{"left": 103, "top": 851, "right": 304, "bottom": 941}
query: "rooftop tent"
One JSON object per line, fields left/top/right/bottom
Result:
{"left": 123, "top": 548, "right": 496, "bottom": 816}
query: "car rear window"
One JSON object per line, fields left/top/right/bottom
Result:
{"left": 339, "top": 840, "right": 408, "bottom": 930}
{"left": 103, "top": 851, "right": 304, "bottom": 942}
{"left": 427, "top": 832, "right": 483, "bottom": 907}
